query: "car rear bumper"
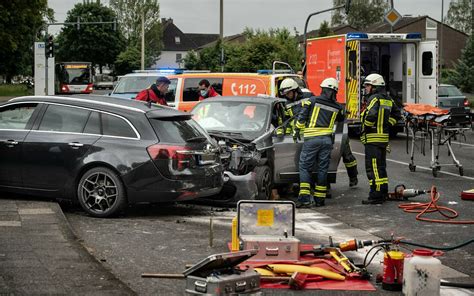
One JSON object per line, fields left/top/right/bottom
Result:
{"left": 122, "top": 161, "right": 224, "bottom": 203}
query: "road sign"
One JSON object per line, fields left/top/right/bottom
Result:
{"left": 384, "top": 8, "right": 402, "bottom": 27}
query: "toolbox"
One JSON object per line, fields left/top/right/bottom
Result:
{"left": 183, "top": 250, "right": 260, "bottom": 295}
{"left": 237, "top": 200, "right": 300, "bottom": 261}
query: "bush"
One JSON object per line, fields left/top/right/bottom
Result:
{"left": 0, "top": 84, "right": 32, "bottom": 96}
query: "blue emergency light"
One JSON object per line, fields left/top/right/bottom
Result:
{"left": 406, "top": 33, "right": 422, "bottom": 39}
{"left": 346, "top": 32, "right": 369, "bottom": 39}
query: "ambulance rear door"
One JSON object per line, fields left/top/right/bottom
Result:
{"left": 345, "top": 39, "right": 360, "bottom": 121}
{"left": 417, "top": 40, "right": 438, "bottom": 106}
{"left": 403, "top": 43, "right": 416, "bottom": 104}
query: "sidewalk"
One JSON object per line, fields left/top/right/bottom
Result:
{"left": 0, "top": 197, "right": 135, "bottom": 295}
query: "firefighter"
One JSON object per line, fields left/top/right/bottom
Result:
{"left": 360, "top": 73, "right": 401, "bottom": 204}
{"left": 294, "top": 78, "right": 344, "bottom": 208}
{"left": 342, "top": 136, "right": 358, "bottom": 187}
{"left": 278, "top": 78, "right": 305, "bottom": 135}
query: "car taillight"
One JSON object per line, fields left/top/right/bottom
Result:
{"left": 147, "top": 144, "right": 194, "bottom": 171}
{"left": 87, "top": 84, "right": 94, "bottom": 92}
{"left": 61, "top": 84, "right": 69, "bottom": 92}
{"left": 463, "top": 98, "right": 470, "bottom": 107}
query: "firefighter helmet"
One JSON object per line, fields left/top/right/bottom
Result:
{"left": 363, "top": 73, "right": 385, "bottom": 86}
{"left": 320, "top": 77, "right": 339, "bottom": 91}
{"left": 279, "top": 78, "right": 299, "bottom": 95}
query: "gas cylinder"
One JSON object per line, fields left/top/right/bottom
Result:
{"left": 382, "top": 250, "right": 405, "bottom": 291}
{"left": 402, "top": 249, "right": 441, "bottom": 296}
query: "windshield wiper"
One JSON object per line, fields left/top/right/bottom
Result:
{"left": 186, "top": 136, "right": 207, "bottom": 142}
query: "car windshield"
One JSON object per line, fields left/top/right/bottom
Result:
{"left": 439, "top": 86, "right": 463, "bottom": 97}
{"left": 113, "top": 76, "right": 158, "bottom": 94}
{"left": 192, "top": 101, "right": 269, "bottom": 140}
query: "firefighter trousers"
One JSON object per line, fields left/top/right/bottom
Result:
{"left": 342, "top": 137, "right": 358, "bottom": 179}
{"left": 298, "top": 135, "right": 333, "bottom": 203}
{"left": 364, "top": 144, "right": 388, "bottom": 200}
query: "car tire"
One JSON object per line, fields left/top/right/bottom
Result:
{"left": 254, "top": 165, "right": 272, "bottom": 200}
{"left": 77, "top": 167, "right": 127, "bottom": 218}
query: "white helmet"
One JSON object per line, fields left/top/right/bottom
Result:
{"left": 320, "top": 77, "right": 339, "bottom": 91}
{"left": 363, "top": 73, "right": 385, "bottom": 86}
{"left": 279, "top": 78, "right": 299, "bottom": 95}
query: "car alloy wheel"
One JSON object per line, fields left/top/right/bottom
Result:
{"left": 77, "top": 167, "right": 126, "bottom": 217}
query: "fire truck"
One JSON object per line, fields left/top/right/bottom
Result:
{"left": 305, "top": 32, "right": 438, "bottom": 134}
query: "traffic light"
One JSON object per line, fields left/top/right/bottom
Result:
{"left": 46, "top": 35, "right": 54, "bottom": 58}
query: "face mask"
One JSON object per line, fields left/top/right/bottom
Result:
{"left": 200, "top": 89, "right": 208, "bottom": 97}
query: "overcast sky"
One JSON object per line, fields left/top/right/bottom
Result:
{"left": 48, "top": 0, "right": 448, "bottom": 35}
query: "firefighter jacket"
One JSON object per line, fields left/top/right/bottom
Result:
{"left": 360, "top": 90, "right": 401, "bottom": 146}
{"left": 295, "top": 95, "right": 344, "bottom": 138}
{"left": 284, "top": 98, "right": 306, "bottom": 135}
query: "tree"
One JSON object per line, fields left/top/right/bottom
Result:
{"left": 448, "top": 35, "right": 474, "bottom": 93}
{"left": 331, "top": 0, "right": 388, "bottom": 30}
{"left": 318, "top": 21, "right": 333, "bottom": 37}
{"left": 114, "top": 46, "right": 142, "bottom": 75}
{"left": 110, "top": 0, "right": 162, "bottom": 63}
{"left": 55, "top": 2, "right": 125, "bottom": 73}
{"left": 445, "top": 0, "right": 472, "bottom": 35}
{"left": 0, "top": 1, "right": 52, "bottom": 82}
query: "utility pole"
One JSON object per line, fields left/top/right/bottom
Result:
{"left": 141, "top": 12, "right": 145, "bottom": 70}
{"left": 220, "top": 0, "right": 224, "bottom": 72}
{"left": 440, "top": 0, "right": 444, "bottom": 75}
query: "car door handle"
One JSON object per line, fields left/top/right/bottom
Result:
{"left": 68, "top": 142, "right": 84, "bottom": 148}
{"left": 4, "top": 140, "right": 19, "bottom": 146}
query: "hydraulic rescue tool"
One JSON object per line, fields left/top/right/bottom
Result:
{"left": 300, "top": 236, "right": 379, "bottom": 256}
{"left": 388, "top": 184, "right": 429, "bottom": 200}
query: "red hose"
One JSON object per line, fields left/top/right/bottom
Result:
{"left": 398, "top": 186, "right": 474, "bottom": 224}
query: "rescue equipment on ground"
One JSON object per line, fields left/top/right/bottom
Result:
{"left": 403, "top": 104, "right": 472, "bottom": 177}
{"left": 237, "top": 200, "right": 300, "bottom": 261}
{"left": 402, "top": 249, "right": 442, "bottom": 296}
{"left": 381, "top": 249, "right": 405, "bottom": 291}
{"left": 183, "top": 250, "right": 261, "bottom": 295}
{"left": 461, "top": 189, "right": 474, "bottom": 200}
{"left": 388, "top": 184, "right": 429, "bottom": 200}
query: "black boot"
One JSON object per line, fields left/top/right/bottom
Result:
{"left": 361, "top": 198, "right": 385, "bottom": 205}
{"left": 313, "top": 198, "right": 325, "bottom": 207}
{"left": 349, "top": 177, "right": 358, "bottom": 187}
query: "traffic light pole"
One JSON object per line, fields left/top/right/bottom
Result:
{"left": 43, "top": 19, "right": 117, "bottom": 95}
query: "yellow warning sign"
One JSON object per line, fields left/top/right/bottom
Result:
{"left": 384, "top": 8, "right": 402, "bottom": 26}
{"left": 257, "top": 209, "right": 274, "bottom": 227}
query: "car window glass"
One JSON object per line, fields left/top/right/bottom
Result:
{"left": 149, "top": 117, "right": 208, "bottom": 143}
{"left": 183, "top": 78, "right": 223, "bottom": 102}
{"left": 0, "top": 103, "right": 38, "bottom": 130}
{"left": 422, "top": 52, "right": 433, "bottom": 76}
{"left": 39, "top": 105, "right": 90, "bottom": 133}
{"left": 114, "top": 76, "right": 157, "bottom": 94}
{"left": 446, "top": 86, "right": 463, "bottom": 96}
{"left": 165, "top": 78, "right": 178, "bottom": 103}
{"left": 101, "top": 113, "right": 136, "bottom": 138}
{"left": 83, "top": 111, "right": 101, "bottom": 134}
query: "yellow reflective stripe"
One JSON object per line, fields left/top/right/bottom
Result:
{"left": 389, "top": 117, "right": 397, "bottom": 125}
{"left": 296, "top": 121, "right": 305, "bottom": 129}
{"left": 309, "top": 107, "right": 320, "bottom": 128}
{"left": 364, "top": 119, "right": 375, "bottom": 127}
{"left": 315, "top": 185, "right": 327, "bottom": 191}
{"left": 379, "top": 99, "right": 393, "bottom": 107}
{"left": 300, "top": 183, "right": 311, "bottom": 188}
{"left": 344, "top": 160, "right": 357, "bottom": 168}
{"left": 377, "top": 107, "right": 384, "bottom": 134}
{"left": 329, "top": 112, "right": 337, "bottom": 129}
{"left": 299, "top": 189, "right": 311, "bottom": 195}
{"left": 313, "top": 192, "right": 326, "bottom": 197}
{"left": 366, "top": 98, "right": 378, "bottom": 111}
{"left": 302, "top": 100, "right": 311, "bottom": 106}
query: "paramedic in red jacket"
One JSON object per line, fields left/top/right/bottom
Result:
{"left": 135, "top": 76, "right": 170, "bottom": 106}
{"left": 198, "top": 79, "right": 220, "bottom": 101}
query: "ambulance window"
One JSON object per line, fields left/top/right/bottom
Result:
{"left": 349, "top": 50, "right": 357, "bottom": 78}
{"left": 165, "top": 78, "right": 177, "bottom": 103}
{"left": 422, "top": 52, "right": 433, "bottom": 76}
{"left": 183, "top": 78, "right": 223, "bottom": 102}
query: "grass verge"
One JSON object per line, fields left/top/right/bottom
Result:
{"left": 0, "top": 84, "right": 33, "bottom": 96}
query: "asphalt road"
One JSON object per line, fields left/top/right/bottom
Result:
{"left": 63, "top": 130, "right": 474, "bottom": 295}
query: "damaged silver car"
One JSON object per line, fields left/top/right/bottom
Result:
{"left": 191, "top": 96, "right": 345, "bottom": 202}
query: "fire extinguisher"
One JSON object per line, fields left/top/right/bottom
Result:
{"left": 382, "top": 248, "right": 405, "bottom": 291}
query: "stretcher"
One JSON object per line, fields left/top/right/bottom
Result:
{"left": 403, "top": 104, "right": 472, "bottom": 177}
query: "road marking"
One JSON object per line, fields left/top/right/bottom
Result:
{"left": 398, "top": 133, "right": 474, "bottom": 148}
{"left": 352, "top": 152, "right": 474, "bottom": 181}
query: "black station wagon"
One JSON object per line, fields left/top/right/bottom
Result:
{"left": 0, "top": 95, "right": 223, "bottom": 217}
